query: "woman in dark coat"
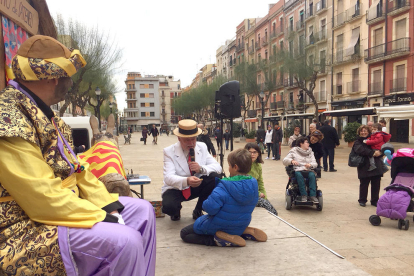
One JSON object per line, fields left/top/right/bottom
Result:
{"left": 308, "top": 130, "right": 324, "bottom": 178}
{"left": 142, "top": 127, "right": 149, "bottom": 145}
{"left": 353, "top": 125, "right": 383, "bottom": 207}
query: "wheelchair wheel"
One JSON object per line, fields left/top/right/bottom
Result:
{"left": 404, "top": 220, "right": 409, "bottom": 230}
{"left": 317, "top": 195, "right": 323, "bottom": 211}
{"left": 398, "top": 219, "right": 404, "bottom": 229}
{"left": 285, "top": 195, "right": 292, "bottom": 210}
{"left": 369, "top": 215, "right": 381, "bottom": 226}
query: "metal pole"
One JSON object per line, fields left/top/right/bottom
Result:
{"left": 261, "top": 98, "right": 265, "bottom": 127}
{"left": 97, "top": 95, "right": 101, "bottom": 130}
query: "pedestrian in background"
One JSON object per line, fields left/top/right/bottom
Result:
{"left": 264, "top": 125, "right": 273, "bottom": 159}
{"left": 149, "top": 124, "right": 159, "bottom": 145}
{"left": 288, "top": 126, "right": 302, "bottom": 148}
{"left": 215, "top": 126, "right": 222, "bottom": 151}
{"left": 319, "top": 119, "right": 340, "bottom": 172}
{"left": 272, "top": 123, "right": 283, "bottom": 160}
{"left": 142, "top": 126, "right": 149, "bottom": 145}
{"left": 197, "top": 124, "right": 216, "bottom": 157}
{"left": 223, "top": 129, "right": 231, "bottom": 150}
{"left": 256, "top": 125, "right": 266, "bottom": 154}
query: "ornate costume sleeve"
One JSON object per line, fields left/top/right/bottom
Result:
{"left": 0, "top": 137, "right": 107, "bottom": 228}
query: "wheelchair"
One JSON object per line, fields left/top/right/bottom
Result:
{"left": 285, "top": 165, "right": 323, "bottom": 211}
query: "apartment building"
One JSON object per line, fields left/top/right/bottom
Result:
{"left": 124, "top": 72, "right": 182, "bottom": 131}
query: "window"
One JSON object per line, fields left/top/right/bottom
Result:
{"left": 162, "top": 90, "right": 164, "bottom": 96}
{"left": 140, "top": 84, "right": 145, "bottom": 89}
{"left": 141, "top": 103, "right": 145, "bottom": 107}
{"left": 140, "top": 93, "right": 145, "bottom": 98}
{"left": 150, "top": 112, "right": 155, "bottom": 117}
{"left": 320, "top": 80, "right": 326, "bottom": 100}
{"left": 336, "top": 72, "right": 342, "bottom": 95}
{"left": 150, "top": 103, "right": 155, "bottom": 107}
{"left": 320, "top": 50, "right": 326, "bottom": 73}
{"left": 141, "top": 112, "right": 146, "bottom": 117}
{"left": 149, "top": 84, "right": 154, "bottom": 88}
{"left": 289, "top": 17, "right": 293, "bottom": 31}
{"left": 352, "top": 68, "right": 360, "bottom": 92}
{"left": 133, "top": 84, "right": 135, "bottom": 89}
{"left": 149, "top": 93, "right": 154, "bottom": 98}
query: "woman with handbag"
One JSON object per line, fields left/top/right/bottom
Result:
{"left": 353, "top": 125, "right": 384, "bottom": 207}
{"left": 142, "top": 127, "right": 149, "bottom": 145}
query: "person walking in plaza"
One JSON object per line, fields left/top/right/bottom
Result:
{"left": 264, "top": 125, "right": 273, "bottom": 159}
{"left": 245, "top": 143, "right": 278, "bottom": 215}
{"left": 353, "top": 125, "right": 384, "bottom": 207}
{"left": 197, "top": 123, "right": 216, "bottom": 157}
{"left": 283, "top": 136, "right": 319, "bottom": 203}
{"left": 142, "top": 126, "right": 149, "bottom": 145}
{"left": 256, "top": 125, "right": 266, "bottom": 154}
{"left": 223, "top": 128, "right": 231, "bottom": 150}
{"left": 272, "top": 123, "right": 283, "bottom": 160}
{"left": 162, "top": 119, "right": 222, "bottom": 221}
{"left": 180, "top": 148, "right": 267, "bottom": 247}
{"left": 319, "top": 119, "right": 340, "bottom": 172}
{"left": 215, "top": 126, "right": 223, "bottom": 151}
{"left": 0, "top": 35, "right": 156, "bottom": 276}
{"left": 288, "top": 126, "right": 302, "bottom": 148}
{"left": 149, "top": 124, "right": 159, "bottom": 145}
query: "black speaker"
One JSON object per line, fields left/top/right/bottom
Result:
{"left": 214, "top": 81, "right": 241, "bottom": 119}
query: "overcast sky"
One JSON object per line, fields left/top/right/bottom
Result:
{"left": 47, "top": 0, "right": 277, "bottom": 110}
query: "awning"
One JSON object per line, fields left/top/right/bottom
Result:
{"left": 284, "top": 113, "right": 315, "bottom": 120}
{"left": 245, "top": 118, "right": 258, "bottom": 123}
{"left": 368, "top": 0, "right": 381, "bottom": 21}
{"left": 375, "top": 105, "right": 414, "bottom": 119}
{"left": 263, "top": 115, "right": 281, "bottom": 121}
{"left": 346, "top": 27, "right": 360, "bottom": 56}
{"left": 331, "top": 97, "right": 367, "bottom": 107}
{"left": 323, "top": 107, "right": 375, "bottom": 117}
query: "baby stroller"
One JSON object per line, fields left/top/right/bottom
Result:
{"left": 285, "top": 165, "right": 323, "bottom": 211}
{"left": 369, "top": 148, "right": 414, "bottom": 230}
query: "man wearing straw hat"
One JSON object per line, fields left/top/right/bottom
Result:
{"left": 0, "top": 35, "right": 155, "bottom": 275}
{"left": 162, "top": 119, "right": 222, "bottom": 221}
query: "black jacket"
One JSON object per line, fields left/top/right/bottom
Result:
{"left": 309, "top": 141, "right": 324, "bottom": 160}
{"left": 223, "top": 132, "right": 231, "bottom": 141}
{"left": 319, "top": 124, "right": 340, "bottom": 149}
{"left": 149, "top": 127, "right": 159, "bottom": 137}
{"left": 272, "top": 127, "right": 283, "bottom": 143}
{"left": 353, "top": 136, "right": 384, "bottom": 179}
{"left": 197, "top": 133, "right": 216, "bottom": 155}
{"left": 256, "top": 128, "right": 266, "bottom": 143}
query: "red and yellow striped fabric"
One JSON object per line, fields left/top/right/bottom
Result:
{"left": 79, "top": 141, "right": 126, "bottom": 179}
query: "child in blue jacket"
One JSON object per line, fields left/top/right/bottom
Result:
{"left": 180, "top": 148, "right": 267, "bottom": 247}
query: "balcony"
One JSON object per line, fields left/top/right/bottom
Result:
{"left": 306, "top": 7, "right": 315, "bottom": 21}
{"left": 270, "top": 25, "right": 284, "bottom": 41}
{"left": 287, "top": 102, "right": 295, "bottom": 110}
{"left": 296, "top": 20, "right": 304, "bottom": 31}
{"left": 368, "top": 82, "right": 383, "bottom": 96}
{"left": 270, "top": 102, "right": 277, "bottom": 110}
{"left": 276, "top": 101, "right": 284, "bottom": 109}
{"left": 284, "top": 0, "right": 299, "bottom": 9}
{"left": 262, "top": 37, "right": 268, "bottom": 47}
{"left": 315, "top": 29, "right": 327, "bottom": 44}
{"left": 285, "top": 26, "right": 295, "bottom": 38}
{"left": 390, "top": 78, "right": 406, "bottom": 93}
{"left": 334, "top": 85, "right": 343, "bottom": 96}
{"left": 364, "top": 38, "right": 410, "bottom": 64}
{"left": 296, "top": 101, "right": 305, "bottom": 109}
{"left": 316, "top": 0, "right": 327, "bottom": 14}
{"left": 229, "top": 60, "right": 234, "bottom": 67}
{"left": 347, "top": 80, "right": 361, "bottom": 94}
{"left": 333, "top": 48, "right": 363, "bottom": 66}
{"left": 126, "top": 97, "right": 137, "bottom": 101}
{"left": 255, "top": 41, "right": 262, "bottom": 50}
{"left": 314, "top": 91, "right": 327, "bottom": 102}
{"left": 248, "top": 45, "right": 255, "bottom": 54}
{"left": 248, "top": 110, "right": 257, "bottom": 118}
{"left": 387, "top": 0, "right": 410, "bottom": 16}
{"left": 366, "top": 5, "right": 385, "bottom": 25}
{"left": 236, "top": 44, "right": 245, "bottom": 52}
{"left": 284, "top": 78, "right": 296, "bottom": 88}
{"left": 333, "top": 4, "right": 362, "bottom": 29}
{"left": 274, "top": 78, "right": 284, "bottom": 88}
{"left": 125, "top": 88, "right": 136, "bottom": 92}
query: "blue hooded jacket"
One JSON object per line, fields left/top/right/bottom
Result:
{"left": 193, "top": 175, "right": 258, "bottom": 236}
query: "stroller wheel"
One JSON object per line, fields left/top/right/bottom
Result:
{"left": 285, "top": 195, "right": 292, "bottom": 210}
{"left": 398, "top": 219, "right": 404, "bottom": 230}
{"left": 369, "top": 215, "right": 381, "bottom": 226}
{"left": 404, "top": 220, "right": 409, "bottom": 231}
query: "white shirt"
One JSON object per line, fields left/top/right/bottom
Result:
{"left": 265, "top": 130, "right": 273, "bottom": 144}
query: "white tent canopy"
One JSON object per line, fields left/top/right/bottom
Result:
{"left": 375, "top": 105, "right": 414, "bottom": 119}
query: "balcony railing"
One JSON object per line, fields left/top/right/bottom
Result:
{"left": 284, "top": 78, "right": 296, "bottom": 88}
{"left": 270, "top": 102, "right": 277, "bottom": 110}
{"left": 366, "top": 4, "right": 385, "bottom": 24}
{"left": 316, "top": 0, "right": 327, "bottom": 13}
{"left": 333, "top": 48, "right": 362, "bottom": 65}
{"left": 248, "top": 45, "right": 255, "bottom": 54}
{"left": 229, "top": 60, "right": 234, "bottom": 67}
{"left": 287, "top": 102, "right": 295, "bottom": 110}
{"left": 347, "top": 80, "right": 361, "bottom": 93}
{"left": 248, "top": 110, "right": 257, "bottom": 118}
{"left": 390, "top": 78, "right": 406, "bottom": 93}
{"left": 364, "top": 38, "right": 410, "bottom": 63}
{"left": 296, "top": 20, "right": 304, "bottom": 31}
{"left": 262, "top": 37, "right": 268, "bottom": 46}
{"left": 316, "top": 29, "right": 327, "bottom": 42}
{"left": 334, "top": 4, "right": 362, "bottom": 28}
{"left": 387, "top": 0, "right": 410, "bottom": 15}
{"left": 270, "top": 25, "right": 284, "bottom": 40}
{"left": 236, "top": 44, "right": 245, "bottom": 52}
{"left": 255, "top": 41, "right": 262, "bottom": 50}
{"left": 368, "top": 82, "right": 383, "bottom": 96}
{"left": 314, "top": 91, "right": 327, "bottom": 101}
{"left": 276, "top": 101, "right": 284, "bottom": 109}
{"left": 306, "top": 7, "right": 315, "bottom": 20}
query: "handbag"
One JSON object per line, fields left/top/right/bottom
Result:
{"left": 140, "top": 137, "right": 144, "bottom": 141}
{"left": 348, "top": 147, "right": 364, "bottom": 167}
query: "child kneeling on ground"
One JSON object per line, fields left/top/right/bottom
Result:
{"left": 180, "top": 148, "right": 267, "bottom": 247}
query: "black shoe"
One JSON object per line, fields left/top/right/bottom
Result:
{"left": 192, "top": 209, "right": 203, "bottom": 220}
{"left": 359, "top": 202, "right": 366, "bottom": 207}
{"left": 329, "top": 169, "right": 337, "bottom": 172}
{"left": 170, "top": 215, "right": 181, "bottom": 221}
{"left": 371, "top": 202, "right": 377, "bottom": 207}
{"left": 323, "top": 168, "right": 328, "bottom": 172}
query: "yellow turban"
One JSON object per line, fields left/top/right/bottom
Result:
{"left": 11, "top": 35, "right": 86, "bottom": 81}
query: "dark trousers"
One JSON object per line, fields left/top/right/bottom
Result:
{"left": 143, "top": 138, "right": 147, "bottom": 145}
{"left": 322, "top": 146, "right": 335, "bottom": 170}
{"left": 359, "top": 175, "right": 381, "bottom": 205}
{"left": 162, "top": 173, "right": 219, "bottom": 217}
{"left": 272, "top": 143, "right": 280, "bottom": 160}
{"left": 266, "top": 143, "right": 273, "bottom": 158}
{"left": 180, "top": 223, "right": 216, "bottom": 246}
{"left": 225, "top": 140, "right": 229, "bottom": 150}
{"left": 216, "top": 140, "right": 222, "bottom": 150}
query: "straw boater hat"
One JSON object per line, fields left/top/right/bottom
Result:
{"left": 173, "top": 119, "right": 202, "bottom": 138}
{"left": 11, "top": 35, "right": 86, "bottom": 80}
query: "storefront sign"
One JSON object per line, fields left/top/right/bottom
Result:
{"left": 383, "top": 93, "right": 414, "bottom": 105}
{"left": 0, "top": 0, "right": 39, "bottom": 35}
{"left": 331, "top": 98, "right": 366, "bottom": 107}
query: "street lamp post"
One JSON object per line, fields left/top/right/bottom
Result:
{"left": 95, "top": 87, "right": 101, "bottom": 130}
{"left": 259, "top": 91, "right": 265, "bottom": 127}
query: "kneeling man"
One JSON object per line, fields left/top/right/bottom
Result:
{"left": 162, "top": 119, "right": 222, "bottom": 221}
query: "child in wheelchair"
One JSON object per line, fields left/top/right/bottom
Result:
{"left": 283, "top": 136, "right": 322, "bottom": 210}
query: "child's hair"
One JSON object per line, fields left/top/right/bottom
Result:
{"left": 244, "top": 142, "right": 264, "bottom": 164}
{"left": 373, "top": 123, "right": 382, "bottom": 130}
{"left": 227, "top": 148, "right": 252, "bottom": 174}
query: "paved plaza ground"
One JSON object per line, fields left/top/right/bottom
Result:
{"left": 119, "top": 133, "right": 414, "bottom": 276}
